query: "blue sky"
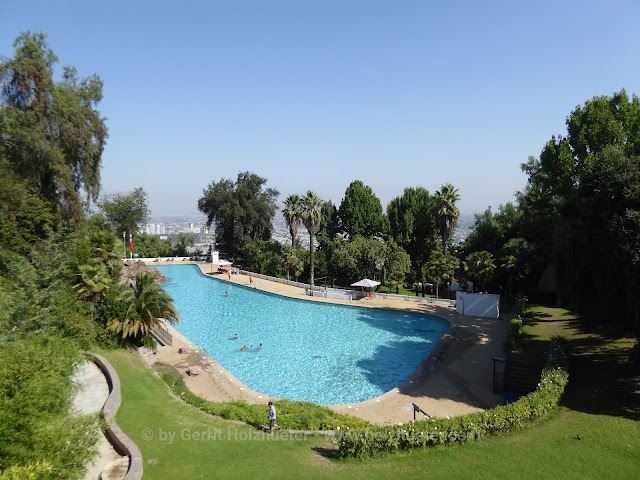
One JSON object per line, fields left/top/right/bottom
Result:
{"left": 2, "top": 0, "right": 640, "bottom": 215}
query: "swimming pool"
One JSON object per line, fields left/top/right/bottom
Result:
{"left": 157, "top": 265, "right": 450, "bottom": 405}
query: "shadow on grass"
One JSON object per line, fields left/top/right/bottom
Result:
{"left": 523, "top": 304, "right": 640, "bottom": 421}
{"left": 312, "top": 446, "right": 339, "bottom": 460}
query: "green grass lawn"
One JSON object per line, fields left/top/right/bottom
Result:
{"left": 103, "top": 336, "right": 640, "bottom": 479}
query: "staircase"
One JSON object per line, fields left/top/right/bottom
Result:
{"left": 503, "top": 354, "right": 546, "bottom": 394}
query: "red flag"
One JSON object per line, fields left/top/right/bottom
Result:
{"left": 129, "top": 232, "right": 134, "bottom": 253}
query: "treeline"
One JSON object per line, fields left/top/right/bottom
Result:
{"left": 198, "top": 92, "right": 640, "bottom": 333}
{"left": 0, "top": 33, "right": 180, "bottom": 478}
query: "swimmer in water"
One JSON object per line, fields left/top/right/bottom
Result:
{"left": 233, "top": 333, "right": 238, "bottom": 340}
{"left": 240, "top": 345, "right": 247, "bottom": 351}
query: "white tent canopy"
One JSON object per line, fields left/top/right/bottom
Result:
{"left": 215, "top": 259, "right": 233, "bottom": 267}
{"left": 350, "top": 278, "right": 381, "bottom": 288}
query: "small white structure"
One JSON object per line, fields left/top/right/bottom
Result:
{"left": 456, "top": 292, "right": 500, "bottom": 318}
{"left": 450, "top": 281, "right": 474, "bottom": 293}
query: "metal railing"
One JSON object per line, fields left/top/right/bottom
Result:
{"left": 234, "top": 266, "right": 456, "bottom": 307}
{"left": 150, "top": 323, "right": 173, "bottom": 346}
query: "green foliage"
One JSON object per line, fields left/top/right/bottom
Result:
{"left": 74, "top": 263, "right": 111, "bottom": 322}
{"left": 198, "top": 172, "right": 279, "bottom": 257}
{"left": 317, "top": 200, "right": 340, "bottom": 249}
{"left": 0, "top": 165, "right": 56, "bottom": 258}
{"left": 301, "top": 190, "right": 323, "bottom": 286}
{"left": 386, "top": 187, "right": 437, "bottom": 281}
{"left": 464, "top": 250, "right": 496, "bottom": 292}
{"left": 0, "top": 335, "right": 99, "bottom": 477}
{"left": 0, "top": 32, "right": 107, "bottom": 224}
{"left": 154, "top": 363, "right": 370, "bottom": 430}
{"left": 283, "top": 194, "right": 303, "bottom": 248}
{"left": 518, "top": 90, "right": 640, "bottom": 329}
{"left": 280, "top": 245, "right": 302, "bottom": 281}
{"left": 237, "top": 240, "right": 285, "bottom": 277}
{"left": 132, "top": 232, "right": 174, "bottom": 258}
{"left": 434, "top": 183, "right": 461, "bottom": 256}
{"left": 338, "top": 180, "right": 387, "bottom": 239}
{"left": 513, "top": 294, "right": 528, "bottom": 316}
{"left": 382, "top": 238, "right": 412, "bottom": 287}
{"left": 337, "top": 336, "right": 569, "bottom": 458}
{"left": 98, "top": 187, "right": 150, "bottom": 236}
{"left": 0, "top": 460, "right": 54, "bottom": 480}
{"left": 425, "top": 249, "right": 459, "bottom": 298}
{"left": 109, "top": 272, "right": 179, "bottom": 339}
{"left": 506, "top": 315, "right": 524, "bottom": 351}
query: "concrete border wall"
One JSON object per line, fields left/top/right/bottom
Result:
{"left": 90, "top": 353, "right": 143, "bottom": 480}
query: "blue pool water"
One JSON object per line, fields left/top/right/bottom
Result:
{"left": 157, "top": 265, "right": 450, "bottom": 405}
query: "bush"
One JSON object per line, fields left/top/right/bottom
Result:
{"left": 337, "top": 336, "right": 569, "bottom": 458}
{"left": 154, "top": 362, "right": 371, "bottom": 431}
{"left": 0, "top": 335, "right": 99, "bottom": 477}
{"left": 505, "top": 314, "right": 525, "bottom": 351}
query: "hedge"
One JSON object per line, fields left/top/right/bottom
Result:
{"left": 336, "top": 336, "right": 569, "bottom": 458}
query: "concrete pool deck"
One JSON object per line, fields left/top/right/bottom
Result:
{"left": 145, "top": 262, "right": 508, "bottom": 425}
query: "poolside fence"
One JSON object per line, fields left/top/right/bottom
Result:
{"left": 235, "top": 266, "right": 456, "bottom": 307}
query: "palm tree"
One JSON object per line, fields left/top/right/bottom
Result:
{"left": 110, "top": 272, "right": 179, "bottom": 339}
{"left": 90, "top": 230, "right": 120, "bottom": 273}
{"left": 281, "top": 246, "right": 299, "bottom": 281}
{"left": 501, "top": 254, "right": 517, "bottom": 297}
{"left": 425, "top": 249, "right": 459, "bottom": 299}
{"left": 465, "top": 250, "right": 496, "bottom": 292}
{"left": 434, "top": 183, "right": 461, "bottom": 256}
{"left": 302, "top": 191, "right": 323, "bottom": 287}
{"left": 75, "top": 263, "right": 111, "bottom": 322}
{"left": 283, "top": 194, "right": 303, "bottom": 249}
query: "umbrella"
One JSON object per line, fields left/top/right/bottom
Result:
{"left": 350, "top": 278, "right": 381, "bottom": 288}
{"left": 216, "top": 259, "right": 233, "bottom": 267}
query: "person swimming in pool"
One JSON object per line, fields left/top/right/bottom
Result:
{"left": 233, "top": 333, "right": 238, "bottom": 340}
{"left": 240, "top": 345, "right": 247, "bottom": 351}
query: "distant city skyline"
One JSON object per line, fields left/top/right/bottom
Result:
{"left": 3, "top": 1, "right": 639, "bottom": 217}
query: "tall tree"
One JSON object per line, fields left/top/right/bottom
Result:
{"left": 387, "top": 187, "right": 438, "bottom": 292}
{"left": 382, "top": 238, "right": 412, "bottom": 287}
{"left": 283, "top": 194, "right": 303, "bottom": 249}
{"left": 338, "top": 180, "right": 386, "bottom": 239}
{"left": 99, "top": 187, "right": 150, "bottom": 236}
{"left": 434, "top": 183, "right": 461, "bottom": 256}
{"left": 198, "top": 172, "right": 279, "bottom": 257}
{"left": 317, "top": 200, "right": 340, "bottom": 250}
{"left": 301, "top": 191, "right": 323, "bottom": 286}
{"left": 520, "top": 90, "right": 640, "bottom": 329}
{"left": 0, "top": 32, "right": 107, "bottom": 223}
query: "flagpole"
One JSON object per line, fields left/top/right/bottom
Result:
{"left": 122, "top": 231, "right": 126, "bottom": 260}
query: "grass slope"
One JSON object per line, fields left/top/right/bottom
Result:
{"left": 103, "top": 340, "right": 639, "bottom": 479}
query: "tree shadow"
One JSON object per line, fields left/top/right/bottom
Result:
{"left": 523, "top": 306, "right": 639, "bottom": 421}
{"left": 312, "top": 446, "right": 339, "bottom": 460}
{"left": 560, "top": 333, "right": 639, "bottom": 421}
